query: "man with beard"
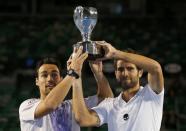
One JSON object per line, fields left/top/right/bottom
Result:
{"left": 19, "top": 46, "right": 113, "bottom": 131}
{"left": 73, "top": 41, "right": 164, "bottom": 131}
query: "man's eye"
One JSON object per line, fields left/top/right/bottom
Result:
{"left": 127, "top": 67, "right": 134, "bottom": 71}
{"left": 41, "top": 74, "right": 47, "bottom": 77}
{"left": 117, "top": 67, "right": 124, "bottom": 72}
{"left": 51, "top": 73, "right": 58, "bottom": 78}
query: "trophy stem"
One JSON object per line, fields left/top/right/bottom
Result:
{"left": 82, "top": 33, "right": 91, "bottom": 42}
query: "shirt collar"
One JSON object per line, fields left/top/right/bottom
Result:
{"left": 115, "top": 86, "right": 144, "bottom": 108}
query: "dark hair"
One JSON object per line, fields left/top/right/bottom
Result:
{"left": 114, "top": 48, "right": 142, "bottom": 70}
{"left": 35, "top": 57, "right": 62, "bottom": 78}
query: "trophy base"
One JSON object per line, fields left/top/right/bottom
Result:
{"left": 73, "top": 41, "right": 104, "bottom": 60}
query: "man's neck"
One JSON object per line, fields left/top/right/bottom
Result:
{"left": 122, "top": 85, "right": 140, "bottom": 102}
{"left": 40, "top": 94, "right": 46, "bottom": 100}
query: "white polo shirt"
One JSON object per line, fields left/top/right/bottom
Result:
{"left": 19, "top": 95, "right": 98, "bottom": 131}
{"left": 92, "top": 84, "right": 164, "bottom": 131}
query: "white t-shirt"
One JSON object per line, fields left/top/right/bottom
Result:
{"left": 92, "top": 84, "right": 164, "bottom": 131}
{"left": 19, "top": 95, "right": 98, "bottom": 131}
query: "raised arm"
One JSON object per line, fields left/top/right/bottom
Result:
{"left": 72, "top": 76, "right": 101, "bottom": 127}
{"left": 71, "top": 50, "right": 102, "bottom": 126}
{"left": 98, "top": 41, "right": 164, "bottom": 94}
{"left": 35, "top": 47, "right": 88, "bottom": 118}
{"left": 89, "top": 61, "right": 113, "bottom": 102}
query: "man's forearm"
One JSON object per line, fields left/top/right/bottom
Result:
{"left": 44, "top": 76, "right": 75, "bottom": 110}
{"left": 72, "top": 78, "right": 100, "bottom": 126}
{"left": 114, "top": 50, "right": 161, "bottom": 73}
{"left": 72, "top": 78, "right": 91, "bottom": 122}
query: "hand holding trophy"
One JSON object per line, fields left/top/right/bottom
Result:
{"left": 73, "top": 6, "right": 104, "bottom": 60}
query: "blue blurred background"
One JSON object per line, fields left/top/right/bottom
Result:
{"left": 0, "top": 0, "right": 186, "bottom": 131}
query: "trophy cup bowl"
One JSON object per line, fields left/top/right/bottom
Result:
{"left": 73, "top": 6, "right": 104, "bottom": 60}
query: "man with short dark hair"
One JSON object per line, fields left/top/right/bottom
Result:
{"left": 73, "top": 41, "right": 164, "bottom": 131}
{"left": 19, "top": 46, "right": 113, "bottom": 131}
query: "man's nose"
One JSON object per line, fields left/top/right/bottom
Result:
{"left": 122, "top": 70, "right": 129, "bottom": 76}
{"left": 47, "top": 74, "right": 54, "bottom": 81}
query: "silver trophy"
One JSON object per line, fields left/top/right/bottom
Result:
{"left": 73, "top": 6, "right": 104, "bottom": 60}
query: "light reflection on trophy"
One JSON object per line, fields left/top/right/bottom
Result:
{"left": 73, "top": 6, "right": 104, "bottom": 60}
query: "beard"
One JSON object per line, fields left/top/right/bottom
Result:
{"left": 118, "top": 77, "right": 139, "bottom": 91}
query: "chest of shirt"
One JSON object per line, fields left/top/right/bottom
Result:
{"left": 107, "top": 97, "right": 160, "bottom": 131}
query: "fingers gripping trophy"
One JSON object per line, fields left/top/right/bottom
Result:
{"left": 73, "top": 6, "right": 104, "bottom": 60}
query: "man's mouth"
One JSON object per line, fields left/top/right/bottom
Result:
{"left": 121, "top": 77, "right": 130, "bottom": 81}
{"left": 46, "top": 83, "right": 56, "bottom": 89}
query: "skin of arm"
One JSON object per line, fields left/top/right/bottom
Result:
{"left": 35, "top": 47, "right": 88, "bottom": 118}
{"left": 35, "top": 76, "right": 75, "bottom": 118}
{"left": 89, "top": 61, "right": 114, "bottom": 102}
{"left": 72, "top": 77, "right": 101, "bottom": 127}
{"left": 72, "top": 61, "right": 113, "bottom": 126}
{"left": 71, "top": 48, "right": 104, "bottom": 126}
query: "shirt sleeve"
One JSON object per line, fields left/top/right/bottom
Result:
{"left": 19, "top": 99, "right": 40, "bottom": 121}
{"left": 145, "top": 84, "right": 164, "bottom": 106}
{"left": 91, "top": 98, "right": 112, "bottom": 126}
{"left": 84, "top": 95, "right": 98, "bottom": 108}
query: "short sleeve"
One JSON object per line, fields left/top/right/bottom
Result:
{"left": 19, "top": 99, "right": 40, "bottom": 121}
{"left": 92, "top": 98, "right": 112, "bottom": 126}
{"left": 145, "top": 84, "right": 164, "bottom": 106}
{"left": 84, "top": 95, "right": 98, "bottom": 108}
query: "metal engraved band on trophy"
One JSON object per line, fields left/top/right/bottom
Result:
{"left": 73, "top": 6, "right": 104, "bottom": 60}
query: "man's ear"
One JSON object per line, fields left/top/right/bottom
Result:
{"left": 139, "top": 69, "right": 143, "bottom": 78}
{"left": 115, "top": 70, "right": 117, "bottom": 78}
{"left": 115, "top": 70, "right": 120, "bottom": 81}
{"left": 35, "top": 78, "right": 39, "bottom": 86}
